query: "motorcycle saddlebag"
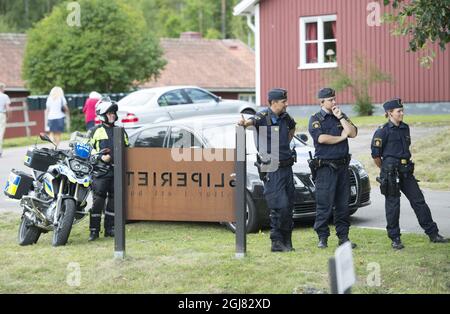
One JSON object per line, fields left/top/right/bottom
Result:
{"left": 24, "top": 148, "right": 58, "bottom": 172}
{"left": 4, "top": 169, "right": 34, "bottom": 200}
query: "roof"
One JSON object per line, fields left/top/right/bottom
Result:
{"left": 0, "top": 34, "right": 255, "bottom": 93}
{"left": 233, "top": 0, "right": 259, "bottom": 16}
{"left": 0, "top": 33, "right": 27, "bottom": 91}
{"left": 140, "top": 38, "right": 255, "bottom": 91}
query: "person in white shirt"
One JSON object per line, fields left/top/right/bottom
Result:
{"left": 45, "top": 86, "right": 70, "bottom": 146}
{"left": 0, "top": 82, "right": 11, "bottom": 157}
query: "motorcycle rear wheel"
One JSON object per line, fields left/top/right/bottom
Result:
{"left": 18, "top": 216, "right": 42, "bottom": 246}
{"left": 52, "top": 199, "right": 76, "bottom": 246}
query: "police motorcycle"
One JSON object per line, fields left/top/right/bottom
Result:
{"left": 4, "top": 132, "right": 109, "bottom": 246}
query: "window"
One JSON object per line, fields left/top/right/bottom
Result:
{"left": 157, "top": 90, "right": 190, "bottom": 106}
{"left": 134, "top": 127, "right": 168, "bottom": 147}
{"left": 185, "top": 88, "right": 217, "bottom": 103}
{"left": 169, "top": 127, "right": 202, "bottom": 148}
{"left": 119, "top": 91, "right": 155, "bottom": 107}
{"left": 239, "top": 94, "right": 256, "bottom": 104}
{"left": 299, "top": 15, "right": 337, "bottom": 69}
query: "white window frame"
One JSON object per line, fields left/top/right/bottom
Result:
{"left": 299, "top": 15, "right": 337, "bottom": 70}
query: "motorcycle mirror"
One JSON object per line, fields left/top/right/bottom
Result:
{"left": 39, "top": 132, "right": 57, "bottom": 147}
{"left": 100, "top": 148, "right": 111, "bottom": 154}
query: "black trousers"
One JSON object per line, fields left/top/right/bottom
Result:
{"left": 90, "top": 175, "right": 114, "bottom": 232}
{"left": 314, "top": 165, "right": 350, "bottom": 239}
{"left": 263, "top": 166, "right": 295, "bottom": 242}
{"left": 384, "top": 173, "right": 438, "bottom": 240}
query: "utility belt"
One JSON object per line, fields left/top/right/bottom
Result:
{"left": 254, "top": 153, "right": 295, "bottom": 182}
{"left": 307, "top": 154, "right": 351, "bottom": 181}
{"left": 377, "top": 160, "right": 414, "bottom": 197}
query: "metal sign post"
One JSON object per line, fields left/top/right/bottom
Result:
{"left": 235, "top": 126, "right": 247, "bottom": 258}
{"left": 114, "top": 127, "right": 126, "bottom": 259}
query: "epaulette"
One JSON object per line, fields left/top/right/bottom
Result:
{"left": 314, "top": 112, "right": 325, "bottom": 122}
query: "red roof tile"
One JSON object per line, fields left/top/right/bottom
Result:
{"left": 0, "top": 33, "right": 27, "bottom": 90}
{"left": 141, "top": 38, "right": 255, "bottom": 91}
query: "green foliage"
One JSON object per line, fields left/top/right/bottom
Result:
{"left": 383, "top": 0, "right": 450, "bottom": 67}
{"left": 22, "top": 0, "right": 166, "bottom": 94}
{"left": 69, "top": 108, "right": 86, "bottom": 133}
{"left": 324, "top": 56, "right": 392, "bottom": 116}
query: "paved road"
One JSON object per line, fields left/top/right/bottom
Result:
{"left": 1, "top": 127, "right": 449, "bottom": 237}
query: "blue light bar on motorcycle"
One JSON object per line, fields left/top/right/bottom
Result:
{"left": 74, "top": 143, "right": 92, "bottom": 159}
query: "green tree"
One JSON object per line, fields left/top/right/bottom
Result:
{"left": 22, "top": 0, "right": 166, "bottom": 94}
{"left": 324, "top": 56, "right": 392, "bottom": 116}
{"left": 383, "top": 0, "right": 450, "bottom": 67}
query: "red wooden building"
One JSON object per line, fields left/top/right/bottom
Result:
{"left": 234, "top": 0, "right": 450, "bottom": 107}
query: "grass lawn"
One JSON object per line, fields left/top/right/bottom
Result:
{"left": 0, "top": 212, "right": 448, "bottom": 294}
{"left": 3, "top": 133, "right": 71, "bottom": 149}
{"left": 356, "top": 127, "right": 450, "bottom": 190}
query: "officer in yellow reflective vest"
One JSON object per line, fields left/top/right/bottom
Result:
{"left": 88, "top": 97, "right": 129, "bottom": 241}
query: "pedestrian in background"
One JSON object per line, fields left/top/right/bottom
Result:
{"left": 83, "top": 91, "right": 102, "bottom": 131}
{"left": 45, "top": 86, "right": 70, "bottom": 146}
{"left": 0, "top": 82, "right": 11, "bottom": 158}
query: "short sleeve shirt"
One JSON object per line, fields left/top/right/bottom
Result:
{"left": 250, "top": 108, "right": 296, "bottom": 161}
{"left": 0, "top": 92, "right": 11, "bottom": 113}
{"left": 308, "top": 109, "right": 352, "bottom": 159}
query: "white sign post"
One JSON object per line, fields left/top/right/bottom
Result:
{"left": 329, "top": 241, "right": 356, "bottom": 294}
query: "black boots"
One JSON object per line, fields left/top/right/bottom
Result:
{"left": 429, "top": 233, "right": 449, "bottom": 243}
{"left": 271, "top": 240, "right": 290, "bottom": 252}
{"left": 88, "top": 231, "right": 99, "bottom": 241}
{"left": 104, "top": 229, "right": 115, "bottom": 237}
{"left": 338, "top": 237, "right": 357, "bottom": 249}
{"left": 317, "top": 238, "right": 328, "bottom": 249}
{"left": 391, "top": 237, "right": 405, "bottom": 250}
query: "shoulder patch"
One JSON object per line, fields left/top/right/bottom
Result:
{"left": 373, "top": 137, "right": 382, "bottom": 148}
{"left": 312, "top": 121, "right": 321, "bottom": 129}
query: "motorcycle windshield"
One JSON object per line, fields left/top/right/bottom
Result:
{"left": 74, "top": 143, "right": 91, "bottom": 159}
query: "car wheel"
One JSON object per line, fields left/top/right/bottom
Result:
{"left": 224, "top": 192, "right": 261, "bottom": 233}
{"left": 241, "top": 108, "right": 256, "bottom": 115}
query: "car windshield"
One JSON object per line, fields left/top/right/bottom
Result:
{"left": 118, "top": 91, "right": 155, "bottom": 107}
{"left": 201, "top": 124, "right": 308, "bottom": 153}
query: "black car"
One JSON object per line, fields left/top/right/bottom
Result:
{"left": 127, "top": 114, "right": 371, "bottom": 233}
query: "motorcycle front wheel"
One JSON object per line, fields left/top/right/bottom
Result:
{"left": 52, "top": 199, "right": 76, "bottom": 246}
{"left": 18, "top": 216, "right": 42, "bottom": 246}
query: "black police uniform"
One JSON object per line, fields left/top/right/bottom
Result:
{"left": 371, "top": 99, "right": 445, "bottom": 246}
{"left": 89, "top": 123, "right": 129, "bottom": 238}
{"left": 250, "top": 90, "right": 296, "bottom": 252}
{"left": 308, "top": 88, "right": 356, "bottom": 247}
{"left": 309, "top": 110, "right": 354, "bottom": 244}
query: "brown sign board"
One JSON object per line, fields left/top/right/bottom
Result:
{"left": 125, "top": 148, "right": 236, "bottom": 222}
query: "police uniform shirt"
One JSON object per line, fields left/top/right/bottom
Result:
{"left": 371, "top": 121, "right": 411, "bottom": 160}
{"left": 308, "top": 109, "right": 352, "bottom": 160}
{"left": 250, "top": 108, "right": 296, "bottom": 161}
{"left": 90, "top": 125, "right": 129, "bottom": 164}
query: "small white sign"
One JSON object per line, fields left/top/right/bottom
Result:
{"left": 335, "top": 241, "right": 356, "bottom": 294}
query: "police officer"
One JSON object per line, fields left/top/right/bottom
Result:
{"left": 308, "top": 88, "right": 358, "bottom": 249}
{"left": 88, "top": 97, "right": 129, "bottom": 241}
{"left": 371, "top": 98, "right": 448, "bottom": 249}
{"left": 238, "top": 88, "right": 297, "bottom": 252}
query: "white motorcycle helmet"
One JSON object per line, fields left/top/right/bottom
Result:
{"left": 95, "top": 97, "right": 118, "bottom": 124}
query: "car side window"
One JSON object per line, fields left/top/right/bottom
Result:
{"left": 169, "top": 127, "right": 202, "bottom": 148}
{"left": 134, "top": 127, "right": 169, "bottom": 147}
{"left": 158, "top": 90, "right": 190, "bottom": 106}
{"left": 185, "top": 88, "right": 217, "bottom": 104}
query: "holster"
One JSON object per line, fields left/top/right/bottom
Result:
{"left": 380, "top": 164, "right": 400, "bottom": 197}
{"left": 255, "top": 154, "right": 270, "bottom": 182}
{"left": 307, "top": 158, "right": 320, "bottom": 182}
{"left": 398, "top": 161, "right": 414, "bottom": 179}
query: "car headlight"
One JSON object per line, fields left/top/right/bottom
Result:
{"left": 293, "top": 174, "right": 305, "bottom": 188}
{"left": 350, "top": 160, "right": 368, "bottom": 179}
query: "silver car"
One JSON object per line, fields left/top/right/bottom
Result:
{"left": 114, "top": 86, "right": 258, "bottom": 128}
